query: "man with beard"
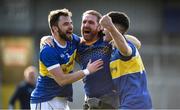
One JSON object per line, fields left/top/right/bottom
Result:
{"left": 41, "top": 10, "right": 141, "bottom": 109}
{"left": 76, "top": 10, "right": 119, "bottom": 109}
{"left": 100, "top": 11, "right": 152, "bottom": 109}
{"left": 41, "top": 10, "right": 119, "bottom": 109}
{"left": 30, "top": 9, "right": 104, "bottom": 110}
{"left": 75, "top": 10, "right": 141, "bottom": 109}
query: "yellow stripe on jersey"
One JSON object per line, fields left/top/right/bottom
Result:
{"left": 110, "top": 55, "right": 145, "bottom": 79}
{"left": 39, "top": 60, "right": 50, "bottom": 76}
{"left": 61, "top": 50, "right": 76, "bottom": 74}
{"left": 39, "top": 50, "right": 77, "bottom": 76}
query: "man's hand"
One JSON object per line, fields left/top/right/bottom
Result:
{"left": 125, "top": 35, "right": 141, "bottom": 49}
{"left": 99, "top": 15, "right": 113, "bottom": 31}
{"left": 40, "top": 36, "right": 54, "bottom": 48}
{"left": 86, "top": 59, "right": 104, "bottom": 74}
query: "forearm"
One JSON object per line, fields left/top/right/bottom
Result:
{"left": 9, "top": 91, "right": 18, "bottom": 109}
{"left": 100, "top": 15, "right": 132, "bottom": 56}
{"left": 109, "top": 25, "right": 132, "bottom": 56}
{"left": 49, "top": 59, "right": 103, "bottom": 86}
{"left": 53, "top": 70, "right": 85, "bottom": 86}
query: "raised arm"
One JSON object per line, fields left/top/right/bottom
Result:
{"left": 100, "top": 15, "right": 132, "bottom": 56}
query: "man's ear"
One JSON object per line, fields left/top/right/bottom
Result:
{"left": 98, "top": 25, "right": 104, "bottom": 32}
{"left": 52, "top": 26, "right": 58, "bottom": 32}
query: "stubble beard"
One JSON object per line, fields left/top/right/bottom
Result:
{"left": 57, "top": 27, "right": 72, "bottom": 41}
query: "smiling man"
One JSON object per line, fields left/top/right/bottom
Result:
{"left": 30, "top": 9, "right": 103, "bottom": 110}
{"left": 76, "top": 10, "right": 119, "bottom": 109}
{"left": 100, "top": 11, "right": 152, "bottom": 109}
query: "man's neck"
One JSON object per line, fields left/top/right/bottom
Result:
{"left": 53, "top": 34, "right": 66, "bottom": 46}
{"left": 84, "top": 37, "right": 100, "bottom": 46}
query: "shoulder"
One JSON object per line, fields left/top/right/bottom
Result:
{"left": 125, "top": 34, "right": 141, "bottom": 49}
{"left": 40, "top": 45, "right": 58, "bottom": 60}
{"left": 113, "top": 41, "right": 137, "bottom": 61}
{"left": 127, "top": 40, "right": 141, "bottom": 58}
{"left": 72, "top": 34, "right": 80, "bottom": 43}
{"left": 40, "top": 45, "right": 57, "bottom": 55}
{"left": 17, "top": 81, "right": 27, "bottom": 89}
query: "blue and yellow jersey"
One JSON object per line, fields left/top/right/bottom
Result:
{"left": 110, "top": 41, "right": 152, "bottom": 109}
{"left": 31, "top": 34, "right": 80, "bottom": 103}
{"left": 76, "top": 37, "right": 115, "bottom": 98}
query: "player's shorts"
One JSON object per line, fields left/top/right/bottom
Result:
{"left": 30, "top": 97, "right": 70, "bottom": 110}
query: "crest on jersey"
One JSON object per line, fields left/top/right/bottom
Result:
{"left": 60, "top": 54, "right": 65, "bottom": 58}
{"left": 66, "top": 53, "right": 71, "bottom": 58}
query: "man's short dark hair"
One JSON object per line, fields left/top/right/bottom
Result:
{"left": 107, "top": 11, "right": 130, "bottom": 32}
{"left": 48, "top": 8, "right": 72, "bottom": 31}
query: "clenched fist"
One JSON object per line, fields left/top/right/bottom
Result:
{"left": 99, "top": 15, "right": 113, "bottom": 31}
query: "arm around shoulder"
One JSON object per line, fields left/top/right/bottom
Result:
{"left": 125, "top": 34, "right": 141, "bottom": 49}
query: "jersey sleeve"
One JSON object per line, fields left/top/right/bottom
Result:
{"left": 72, "top": 34, "right": 80, "bottom": 45}
{"left": 118, "top": 41, "right": 136, "bottom": 61}
{"left": 40, "top": 47, "right": 60, "bottom": 71}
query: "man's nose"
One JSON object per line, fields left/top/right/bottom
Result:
{"left": 69, "top": 24, "right": 73, "bottom": 29}
{"left": 84, "top": 22, "right": 89, "bottom": 27}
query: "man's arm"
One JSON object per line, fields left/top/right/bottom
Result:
{"left": 125, "top": 34, "right": 141, "bottom": 49}
{"left": 40, "top": 35, "right": 84, "bottom": 48}
{"left": 49, "top": 59, "right": 103, "bottom": 86}
{"left": 100, "top": 15, "right": 132, "bottom": 56}
{"left": 9, "top": 86, "right": 21, "bottom": 109}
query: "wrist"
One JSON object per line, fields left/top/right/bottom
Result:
{"left": 83, "top": 69, "right": 90, "bottom": 76}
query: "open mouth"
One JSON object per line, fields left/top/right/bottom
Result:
{"left": 83, "top": 29, "right": 91, "bottom": 36}
{"left": 66, "top": 31, "right": 72, "bottom": 35}
{"left": 84, "top": 30, "right": 90, "bottom": 34}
